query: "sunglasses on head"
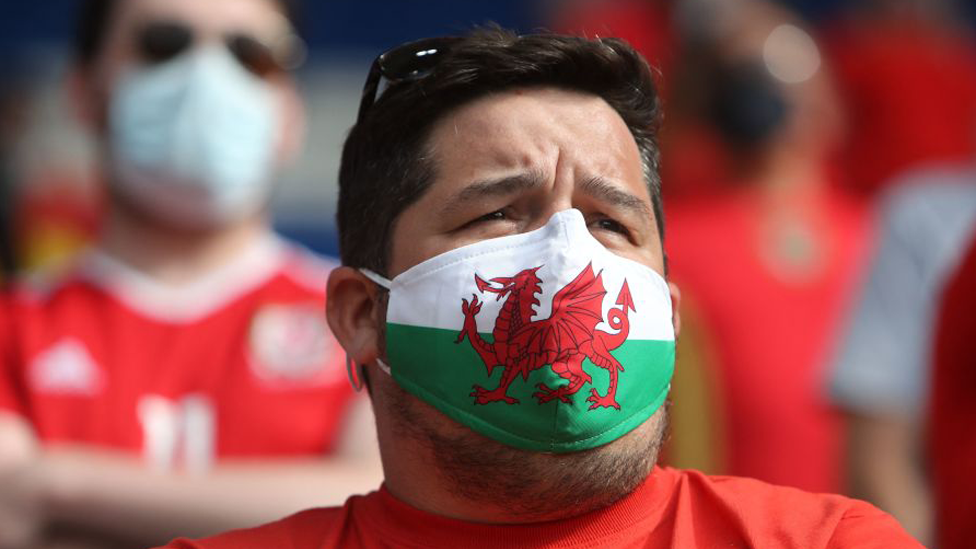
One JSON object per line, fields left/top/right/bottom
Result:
{"left": 356, "top": 36, "right": 461, "bottom": 124}
{"left": 135, "top": 21, "right": 306, "bottom": 78}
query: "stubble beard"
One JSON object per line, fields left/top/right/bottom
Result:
{"left": 386, "top": 380, "right": 670, "bottom": 522}
{"left": 374, "top": 294, "right": 669, "bottom": 521}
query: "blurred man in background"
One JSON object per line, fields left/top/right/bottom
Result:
{"left": 831, "top": 165, "right": 976, "bottom": 546}
{"left": 0, "top": 0, "right": 380, "bottom": 547}
{"left": 663, "top": 0, "right": 870, "bottom": 494}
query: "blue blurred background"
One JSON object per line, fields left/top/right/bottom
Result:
{"left": 8, "top": 0, "right": 971, "bottom": 260}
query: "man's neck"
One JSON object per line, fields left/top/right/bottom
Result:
{"left": 97, "top": 204, "right": 270, "bottom": 286}
{"left": 379, "top": 443, "right": 641, "bottom": 525}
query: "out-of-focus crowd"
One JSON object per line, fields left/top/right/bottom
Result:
{"left": 552, "top": 1, "right": 976, "bottom": 547}
{"left": 0, "top": 0, "right": 974, "bottom": 547}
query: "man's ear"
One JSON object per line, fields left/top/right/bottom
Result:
{"left": 668, "top": 281, "right": 682, "bottom": 340}
{"left": 327, "top": 266, "right": 383, "bottom": 367}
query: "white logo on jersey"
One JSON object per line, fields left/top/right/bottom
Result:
{"left": 248, "top": 303, "right": 340, "bottom": 387}
{"left": 29, "top": 339, "right": 104, "bottom": 395}
{"left": 137, "top": 394, "right": 215, "bottom": 474}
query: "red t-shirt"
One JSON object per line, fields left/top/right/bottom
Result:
{"left": 664, "top": 188, "right": 869, "bottom": 493}
{"left": 160, "top": 466, "right": 919, "bottom": 548}
{"left": 929, "top": 229, "right": 976, "bottom": 549}
{"left": 0, "top": 234, "right": 355, "bottom": 469}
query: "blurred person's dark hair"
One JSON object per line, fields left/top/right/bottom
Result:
{"left": 73, "top": 0, "right": 302, "bottom": 67}
{"left": 337, "top": 27, "right": 663, "bottom": 276}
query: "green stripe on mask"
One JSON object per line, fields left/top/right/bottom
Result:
{"left": 386, "top": 323, "right": 675, "bottom": 453}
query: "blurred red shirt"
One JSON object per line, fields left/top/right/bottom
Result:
{"left": 666, "top": 185, "right": 870, "bottom": 493}
{"left": 160, "top": 467, "right": 920, "bottom": 548}
{"left": 827, "top": 17, "right": 976, "bottom": 195}
{"left": 0, "top": 235, "right": 355, "bottom": 468}
{"left": 929, "top": 228, "right": 976, "bottom": 549}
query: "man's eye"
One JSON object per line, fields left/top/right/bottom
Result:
{"left": 594, "top": 217, "right": 628, "bottom": 235}
{"left": 456, "top": 210, "right": 508, "bottom": 232}
{"left": 474, "top": 210, "right": 506, "bottom": 223}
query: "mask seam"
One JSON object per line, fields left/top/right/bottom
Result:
{"left": 391, "top": 210, "right": 580, "bottom": 286}
{"left": 393, "top": 230, "right": 669, "bottom": 294}
{"left": 393, "top": 237, "right": 554, "bottom": 288}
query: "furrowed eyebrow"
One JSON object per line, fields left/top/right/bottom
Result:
{"left": 580, "top": 176, "right": 652, "bottom": 219}
{"left": 441, "top": 170, "right": 548, "bottom": 216}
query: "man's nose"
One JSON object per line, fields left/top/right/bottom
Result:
{"left": 531, "top": 164, "right": 576, "bottom": 231}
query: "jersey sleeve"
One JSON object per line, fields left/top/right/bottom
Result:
{"left": 826, "top": 500, "right": 925, "bottom": 548}
{"left": 829, "top": 181, "right": 976, "bottom": 418}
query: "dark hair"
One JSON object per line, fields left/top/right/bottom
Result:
{"left": 337, "top": 27, "right": 664, "bottom": 275}
{"left": 73, "top": 0, "right": 302, "bottom": 66}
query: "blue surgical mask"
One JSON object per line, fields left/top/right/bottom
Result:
{"left": 108, "top": 47, "right": 280, "bottom": 227}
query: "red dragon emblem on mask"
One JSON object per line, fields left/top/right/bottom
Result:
{"left": 455, "top": 263, "right": 635, "bottom": 409}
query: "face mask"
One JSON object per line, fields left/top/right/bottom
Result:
{"left": 108, "top": 47, "right": 280, "bottom": 228}
{"left": 360, "top": 209, "right": 675, "bottom": 453}
{"left": 709, "top": 60, "right": 788, "bottom": 149}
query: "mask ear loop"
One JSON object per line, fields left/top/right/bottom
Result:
{"left": 349, "top": 269, "right": 394, "bottom": 388}
{"left": 360, "top": 269, "right": 392, "bottom": 289}
{"left": 346, "top": 355, "right": 393, "bottom": 391}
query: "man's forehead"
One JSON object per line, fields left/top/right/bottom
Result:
{"left": 425, "top": 87, "right": 646, "bottom": 196}
{"left": 432, "top": 88, "right": 626, "bottom": 149}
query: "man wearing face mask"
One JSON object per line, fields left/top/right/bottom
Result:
{"left": 0, "top": 0, "right": 380, "bottom": 547}
{"left": 161, "top": 27, "right": 919, "bottom": 548}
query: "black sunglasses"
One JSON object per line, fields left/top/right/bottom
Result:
{"left": 356, "top": 36, "right": 460, "bottom": 124}
{"left": 135, "top": 21, "right": 305, "bottom": 78}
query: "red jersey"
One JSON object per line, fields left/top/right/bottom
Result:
{"left": 664, "top": 188, "right": 869, "bottom": 493}
{"left": 160, "top": 467, "right": 920, "bottom": 548}
{"left": 0, "top": 234, "right": 354, "bottom": 471}
{"left": 929, "top": 230, "right": 976, "bottom": 549}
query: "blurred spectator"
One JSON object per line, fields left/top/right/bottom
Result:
{"left": 664, "top": 0, "right": 870, "bottom": 494}
{"left": 830, "top": 166, "right": 976, "bottom": 545}
{"left": 928, "top": 225, "right": 976, "bottom": 549}
{"left": 0, "top": 0, "right": 380, "bottom": 547}
{"left": 551, "top": 0, "right": 676, "bottom": 74}
{"left": 825, "top": 0, "right": 976, "bottom": 196}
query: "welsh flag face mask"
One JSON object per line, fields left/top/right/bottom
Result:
{"left": 360, "top": 208, "right": 675, "bottom": 453}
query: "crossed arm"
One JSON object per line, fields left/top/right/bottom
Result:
{"left": 0, "top": 398, "right": 382, "bottom": 549}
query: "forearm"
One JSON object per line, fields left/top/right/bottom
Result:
{"left": 847, "top": 413, "right": 932, "bottom": 546}
{"left": 41, "top": 447, "right": 382, "bottom": 546}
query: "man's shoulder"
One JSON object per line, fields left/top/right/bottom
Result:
{"left": 271, "top": 237, "right": 341, "bottom": 296}
{"left": 1, "top": 257, "right": 104, "bottom": 315}
{"left": 161, "top": 505, "right": 348, "bottom": 549}
{"left": 682, "top": 467, "right": 866, "bottom": 510}
{"left": 660, "top": 468, "right": 922, "bottom": 548}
